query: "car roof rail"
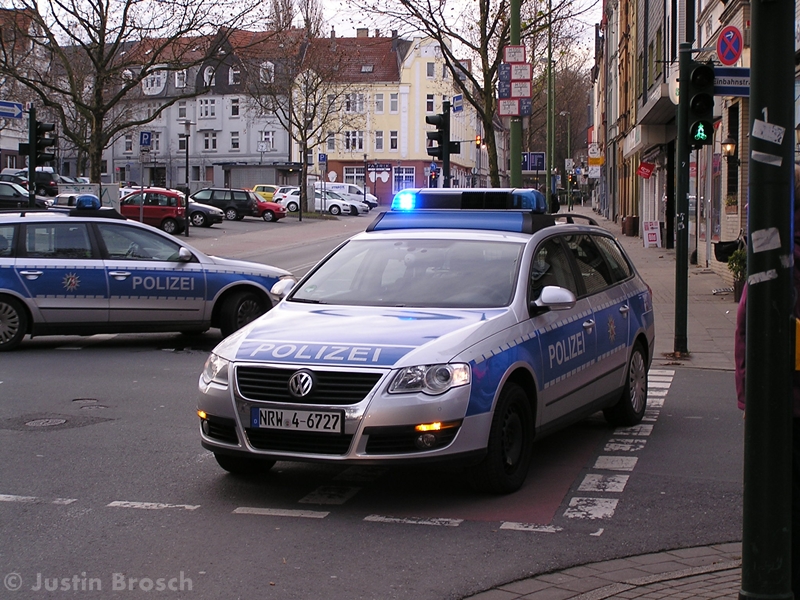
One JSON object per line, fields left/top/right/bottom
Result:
{"left": 553, "top": 214, "right": 599, "bottom": 226}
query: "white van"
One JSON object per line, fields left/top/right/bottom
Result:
{"left": 314, "top": 182, "right": 377, "bottom": 209}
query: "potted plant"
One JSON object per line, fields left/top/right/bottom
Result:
{"left": 728, "top": 247, "right": 747, "bottom": 302}
{"left": 725, "top": 195, "right": 738, "bottom": 214}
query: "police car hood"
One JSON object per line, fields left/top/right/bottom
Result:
{"left": 206, "top": 255, "right": 291, "bottom": 277}
{"left": 224, "top": 302, "right": 513, "bottom": 367}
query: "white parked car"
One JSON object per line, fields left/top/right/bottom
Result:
{"left": 280, "top": 188, "right": 368, "bottom": 215}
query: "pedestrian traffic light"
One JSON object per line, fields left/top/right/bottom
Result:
{"left": 31, "top": 120, "right": 56, "bottom": 166}
{"left": 426, "top": 111, "right": 449, "bottom": 161}
{"left": 687, "top": 61, "right": 715, "bottom": 148}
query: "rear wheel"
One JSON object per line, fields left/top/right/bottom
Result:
{"left": 161, "top": 218, "right": 178, "bottom": 234}
{"left": 224, "top": 207, "right": 238, "bottom": 221}
{"left": 214, "top": 453, "right": 275, "bottom": 476}
{"left": 287, "top": 201, "right": 299, "bottom": 212}
{"left": 329, "top": 204, "right": 341, "bottom": 216}
{"left": 603, "top": 341, "right": 648, "bottom": 426}
{"left": 470, "top": 383, "right": 534, "bottom": 494}
{"left": 219, "top": 290, "right": 270, "bottom": 337}
{"left": 190, "top": 211, "right": 207, "bottom": 227}
{"left": 0, "top": 296, "right": 27, "bottom": 351}
{"left": 262, "top": 210, "right": 275, "bottom": 222}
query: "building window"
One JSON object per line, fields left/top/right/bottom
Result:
{"left": 199, "top": 98, "right": 216, "bottom": 118}
{"left": 101, "top": 160, "right": 107, "bottom": 174}
{"left": 727, "top": 104, "right": 739, "bottom": 196}
{"left": 344, "top": 131, "right": 364, "bottom": 151}
{"left": 375, "top": 130, "right": 383, "bottom": 151}
{"left": 327, "top": 94, "right": 336, "bottom": 112}
{"left": 389, "top": 131, "right": 398, "bottom": 151}
{"left": 175, "top": 70, "right": 186, "bottom": 88}
{"left": 443, "top": 64, "right": 449, "bottom": 78}
{"left": 124, "top": 134, "right": 133, "bottom": 153}
{"left": 178, "top": 134, "right": 187, "bottom": 151}
{"left": 203, "top": 132, "right": 217, "bottom": 150}
{"left": 203, "top": 66, "right": 215, "bottom": 87}
{"left": 230, "top": 98, "right": 240, "bottom": 117}
{"left": 152, "top": 132, "right": 160, "bottom": 152}
{"left": 230, "top": 131, "right": 239, "bottom": 151}
{"left": 306, "top": 149, "right": 314, "bottom": 165}
{"left": 177, "top": 101, "right": 186, "bottom": 119}
{"left": 261, "top": 130, "right": 275, "bottom": 150}
{"left": 390, "top": 93, "right": 398, "bottom": 113}
{"left": 375, "top": 93, "right": 384, "bottom": 113}
{"left": 655, "top": 29, "right": 663, "bottom": 79}
{"left": 260, "top": 61, "right": 274, "bottom": 83}
{"left": 229, "top": 65, "right": 241, "bottom": 85}
{"left": 345, "top": 93, "right": 365, "bottom": 113}
{"left": 344, "top": 167, "right": 365, "bottom": 187}
{"left": 327, "top": 132, "right": 335, "bottom": 151}
{"left": 143, "top": 69, "right": 164, "bottom": 91}
{"left": 393, "top": 166, "right": 415, "bottom": 194}
{"left": 426, "top": 94, "right": 434, "bottom": 112}
{"left": 426, "top": 62, "right": 435, "bottom": 78}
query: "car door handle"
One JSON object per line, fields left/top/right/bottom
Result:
{"left": 19, "top": 270, "right": 43, "bottom": 280}
{"left": 109, "top": 271, "right": 132, "bottom": 280}
{"left": 619, "top": 305, "right": 630, "bottom": 316}
{"left": 582, "top": 319, "right": 595, "bottom": 333}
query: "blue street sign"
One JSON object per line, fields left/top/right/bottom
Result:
{"left": 530, "top": 152, "right": 545, "bottom": 171}
{"left": 430, "top": 162, "right": 437, "bottom": 172}
{"left": 714, "top": 66, "right": 749, "bottom": 97}
{"left": 452, "top": 94, "right": 463, "bottom": 113}
{"left": 0, "top": 100, "right": 24, "bottom": 120}
{"left": 520, "top": 98, "right": 532, "bottom": 116}
{"left": 318, "top": 153, "right": 327, "bottom": 163}
{"left": 498, "top": 82, "right": 511, "bottom": 99}
{"left": 521, "top": 153, "right": 530, "bottom": 170}
{"left": 499, "top": 64, "right": 511, "bottom": 82}
{"left": 139, "top": 131, "right": 152, "bottom": 147}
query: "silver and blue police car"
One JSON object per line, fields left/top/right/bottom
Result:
{"left": 0, "top": 201, "right": 294, "bottom": 350}
{"left": 197, "top": 189, "right": 654, "bottom": 493}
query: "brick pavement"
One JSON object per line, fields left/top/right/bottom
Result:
{"left": 465, "top": 204, "right": 742, "bottom": 600}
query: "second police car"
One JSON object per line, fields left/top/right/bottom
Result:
{"left": 0, "top": 197, "right": 294, "bottom": 350}
{"left": 197, "top": 188, "right": 654, "bottom": 493}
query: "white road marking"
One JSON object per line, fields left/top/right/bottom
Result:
{"left": 578, "top": 474, "right": 630, "bottom": 493}
{"left": 647, "top": 389, "right": 669, "bottom": 396}
{"left": 107, "top": 501, "right": 200, "bottom": 511}
{"left": 648, "top": 381, "right": 672, "bottom": 389}
{"left": 649, "top": 369, "right": 676, "bottom": 376}
{"left": 604, "top": 438, "right": 647, "bottom": 452}
{"left": 648, "top": 397, "right": 665, "bottom": 408}
{"left": 594, "top": 456, "right": 638, "bottom": 471}
{"left": 52, "top": 498, "right": 78, "bottom": 505}
{"left": 299, "top": 486, "right": 361, "bottom": 505}
{"left": 233, "top": 507, "right": 329, "bottom": 519}
{"left": 0, "top": 494, "right": 38, "bottom": 503}
{"left": 590, "top": 528, "right": 605, "bottom": 536}
{"left": 364, "top": 515, "right": 463, "bottom": 527}
{"left": 499, "top": 522, "right": 562, "bottom": 533}
{"left": 564, "top": 497, "right": 619, "bottom": 519}
{"left": 649, "top": 376, "right": 674, "bottom": 383}
{"left": 615, "top": 424, "right": 654, "bottom": 436}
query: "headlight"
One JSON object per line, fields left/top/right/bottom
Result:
{"left": 201, "top": 353, "right": 230, "bottom": 386}
{"left": 389, "top": 363, "right": 470, "bottom": 395}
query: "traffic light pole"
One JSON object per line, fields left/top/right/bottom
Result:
{"left": 442, "top": 100, "right": 451, "bottom": 188}
{"left": 27, "top": 107, "right": 37, "bottom": 208}
{"left": 674, "top": 43, "right": 690, "bottom": 355}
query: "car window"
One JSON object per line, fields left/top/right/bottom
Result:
{"left": 23, "top": 223, "right": 93, "bottom": 259}
{"left": 0, "top": 224, "right": 15, "bottom": 257}
{"left": 192, "top": 190, "right": 212, "bottom": 201}
{"left": 146, "top": 193, "right": 176, "bottom": 207}
{"left": 232, "top": 191, "right": 248, "bottom": 202}
{"left": 530, "top": 237, "right": 578, "bottom": 299}
{"left": 0, "top": 182, "right": 23, "bottom": 197}
{"left": 121, "top": 193, "right": 143, "bottom": 206}
{"left": 213, "top": 190, "right": 232, "bottom": 202}
{"left": 96, "top": 223, "right": 186, "bottom": 261}
{"left": 593, "top": 235, "right": 632, "bottom": 283}
{"left": 291, "top": 239, "right": 522, "bottom": 308}
{"left": 563, "top": 234, "right": 616, "bottom": 295}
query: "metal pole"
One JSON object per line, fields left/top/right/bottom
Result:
{"left": 673, "top": 42, "right": 691, "bottom": 355}
{"left": 27, "top": 107, "right": 36, "bottom": 208}
{"left": 545, "top": 0, "right": 553, "bottom": 202}
{"left": 509, "top": 0, "right": 521, "bottom": 187}
{"left": 739, "top": 0, "right": 795, "bottom": 590}
{"left": 185, "top": 129, "right": 190, "bottom": 237}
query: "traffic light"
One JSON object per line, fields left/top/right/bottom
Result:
{"left": 687, "top": 61, "right": 715, "bottom": 148}
{"left": 429, "top": 169, "right": 438, "bottom": 187}
{"left": 34, "top": 121, "right": 56, "bottom": 165}
{"left": 475, "top": 135, "right": 482, "bottom": 147}
{"left": 426, "top": 112, "right": 449, "bottom": 161}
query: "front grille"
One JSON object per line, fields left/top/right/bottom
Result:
{"left": 236, "top": 366, "right": 382, "bottom": 405}
{"left": 364, "top": 425, "right": 460, "bottom": 454}
{"left": 246, "top": 428, "right": 353, "bottom": 455}
{"left": 203, "top": 415, "right": 239, "bottom": 445}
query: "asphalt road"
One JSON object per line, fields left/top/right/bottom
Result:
{"left": 0, "top": 214, "right": 743, "bottom": 599}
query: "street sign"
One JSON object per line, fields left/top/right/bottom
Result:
{"left": 714, "top": 67, "right": 750, "bottom": 97}
{"left": 139, "top": 131, "right": 152, "bottom": 147}
{"left": 499, "top": 64, "right": 511, "bottom": 82}
{"left": 0, "top": 100, "right": 23, "bottom": 119}
{"left": 498, "top": 81, "right": 511, "bottom": 99}
{"left": 452, "top": 94, "right": 463, "bottom": 113}
{"left": 510, "top": 63, "right": 532, "bottom": 81}
{"left": 318, "top": 153, "right": 327, "bottom": 163}
{"left": 257, "top": 141, "right": 268, "bottom": 153}
{"left": 530, "top": 152, "right": 545, "bottom": 171}
{"left": 498, "top": 99, "right": 520, "bottom": 116}
{"left": 521, "top": 153, "right": 530, "bottom": 170}
{"left": 503, "top": 46, "right": 526, "bottom": 63}
{"left": 565, "top": 158, "right": 574, "bottom": 170}
{"left": 717, "top": 26, "right": 743, "bottom": 66}
{"left": 430, "top": 162, "right": 437, "bottom": 172}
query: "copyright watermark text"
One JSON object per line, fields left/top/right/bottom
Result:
{"left": 4, "top": 571, "right": 193, "bottom": 593}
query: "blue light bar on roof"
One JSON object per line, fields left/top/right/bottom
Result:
{"left": 367, "top": 210, "right": 555, "bottom": 234}
{"left": 390, "top": 188, "right": 547, "bottom": 212}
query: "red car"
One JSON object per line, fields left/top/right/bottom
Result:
{"left": 119, "top": 188, "right": 186, "bottom": 234}
{"left": 253, "top": 197, "right": 287, "bottom": 222}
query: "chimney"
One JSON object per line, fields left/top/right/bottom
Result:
{"left": 375, "top": 29, "right": 380, "bottom": 37}
{"left": 356, "top": 28, "right": 368, "bottom": 37}
{"left": 330, "top": 26, "right": 335, "bottom": 38}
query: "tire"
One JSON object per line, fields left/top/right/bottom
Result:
{"left": 219, "top": 290, "right": 270, "bottom": 338}
{"left": 329, "top": 204, "right": 341, "bottom": 216}
{"left": 224, "top": 207, "right": 238, "bottom": 221}
{"left": 287, "top": 201, "right": 299, "bottom": 212}
{"left": 349, "top": 206, "right": 358, "bottom": 216}
{"left": 161, "top": 218, "right": 178, "bottom": 234}
{"left": 190, "top": 211, "right": 207, "bottom": 227}
{"left": 0, "top": 296, "right": 27, "bottom": 351}
{"left": 603, "top": 341, "right": 648, "bottom": 426}
{"left": 470, "top": 382, "right": 534, "bottom": 494}
{"left": 214, "top": 453, "right": 276, "bottom": 476}
{"left": 36, "top": 186, "right": 46, "bottom": 196}
{"left": 262, "top": 210, "right": 275, "bottom": 222}
{"left": 235, "top": 215, "right": 245, "bottom": 221}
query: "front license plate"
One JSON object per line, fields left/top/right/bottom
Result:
{"left": 250, "top": 407, "right": 343, "bottom": 434}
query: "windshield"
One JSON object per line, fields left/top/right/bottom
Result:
{"left": 290, "top": 238, "right": 523, "bottom": 308}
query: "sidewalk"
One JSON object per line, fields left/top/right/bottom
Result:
{"left": 467, "top": 204, "right": 742, "bottom": 600}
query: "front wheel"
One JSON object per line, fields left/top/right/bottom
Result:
{"left": 224, "top": 207, "right": 238, "bottom": 221}
{"left": 329, "top": 204, "right": 341, "bottom": 216}
{"left": 262, "top": 210, "right": 275, "bottom": 222}
{"left": 190, "top": 211, "right": 207, "bottom": 227}
{"left": 214, "top": 453, "right": 276, "bottom": 476}
{"left": 161, "top": 218, "right": 178, "bottom": 234}
{"left": 470, "top": 382, "right": 534, "bottom": 494}
{"left": 603, "top": 341, "right": 648, "bottom": 426}
{"left": 0, "top": 296, "right": 27, "bottom": 351}
{"left": 219, "top": 290, "right": 270, "bottom": 338}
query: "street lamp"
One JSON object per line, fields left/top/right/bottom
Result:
{"left": 181, "top": 120, "right": 194, "bottom": 237}
{"left": 363, "top": 153, "right": 368, "bottom": 206}
{"left": 721, "top": 135, "right": 740, "bottom": 167}
{"left": 560, "top": 111, "right": 572, "bottom": 210}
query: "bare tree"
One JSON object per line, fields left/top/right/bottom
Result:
{"left": 0, "top": 1, "right": 267, "bottom": 182}
{"left": 348, "top": 0, "right": 592, "bottom": 186}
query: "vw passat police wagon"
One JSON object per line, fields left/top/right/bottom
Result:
{"left": 197, "top": 191, "right": 654, "bottom": 493}
{"left": 0, "top": 201, "right": 294, "bottom": 350}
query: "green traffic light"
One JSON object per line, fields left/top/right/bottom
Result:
{"left": 693, "top": 123, "right": 708, "bottom": 141}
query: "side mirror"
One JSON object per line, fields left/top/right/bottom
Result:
{"left": 271, "top": 277, "right": 296, "bottom": 299}
{"left": 177, "top": 247, "right": 193, "bottom": 262}
{"left": 530, "top": 285, "right": 577, "bottom": 314}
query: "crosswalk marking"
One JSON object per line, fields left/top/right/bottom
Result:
{"left": 564, "top": 497, "right": 619, "bottom": 519}
{"left": 578, "top": 474, "right": 629, "bottom": 492}
{"left": 299, "top": 486, "right": 361, "bottom": 505}
{"left": 107, "top": 501, "right": 200, "bottom": 511}
{"left": 233, "top": 507, "right": 329, "bottom": 519}
{"left": 500, "top": 523, "right": 562, "bottom": 533}
{"left": 364, "top": 515, "right": 463, "bottom": 527}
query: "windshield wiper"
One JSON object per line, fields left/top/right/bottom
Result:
{"left": 290, "top": 298, "right": 326, "bottom": 304}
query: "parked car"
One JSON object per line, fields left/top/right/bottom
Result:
{"left": 280, "top": 188, "right": 367, "bottom": 215}
{"left": 252, "top": 184, "right": 280, "bottom": 202}
{"left": 0, "top": 181, "right": 52, "bottom": 210}
{"left": 0, "top": 207, "right": 295, "bottom": 351}
{"left": 314, "top": 182, "right": 378, "bottom": 209}
{"left": 29, "top": 171, "right": 61, "bottom": 196}
{"left": 252, "top": 197, "right": 287, "bottom": 222}
{"left": 119, "top": 188, "right": 186, "bottom": 234}
{"left": 272, "top": 186, "right": 299, "bottom": 208}
{"left": 190, "top": 188, "right": 259, "bottom": 221}
{"left": 0, "top": 173, "right": 29, "bottom": 189}
{"left": 187, "top": 198, "right": 225, "bottom": 228}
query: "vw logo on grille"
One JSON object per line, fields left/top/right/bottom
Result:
{"left": 288, "top": 370, "right": 315, "bottom": 398}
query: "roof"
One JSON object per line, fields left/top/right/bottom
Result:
{"left": 304, "top": 34, "right": 401, "bottom": 84}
